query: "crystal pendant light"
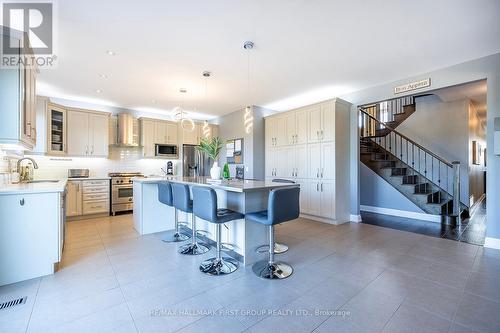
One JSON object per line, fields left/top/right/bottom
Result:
{"left": 172, "top": 88, "right": 195, "bottom": 131}
{"left": 202, "top": 71, "right": 211, "bottom": 139}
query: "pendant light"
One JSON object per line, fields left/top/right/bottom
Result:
{"left": 172, "top": 88, "right": 195, "bottom": 131}
{"left": 202, "top": 71, "right": 211, "bottom": 139}
{"left": 243, "top": 41, "right": 254, "bottom": 134}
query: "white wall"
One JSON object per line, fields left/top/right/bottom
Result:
{"left": 468, "top": 102, "right": 487, "bottom": 206}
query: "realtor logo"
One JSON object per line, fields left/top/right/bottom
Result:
{"left": 2, "top": 2, "right": 53, "bottom": 54}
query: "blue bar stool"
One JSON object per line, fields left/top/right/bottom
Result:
{"left": 247, "top": 186, "right": 300, "bottom": 279}
{"left": 192, "top": 186, "right": 244, "bottom": 275}
{"left": 171, "top": 182, "right": 210, "bottom": 255}
{"left": 157, "top": 181, "right": 190, "bottom": 242}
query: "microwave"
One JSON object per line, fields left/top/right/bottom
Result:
{"left": 155, "top": 144, "right": 178, "bottom": 158}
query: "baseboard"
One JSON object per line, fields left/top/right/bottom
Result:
{"left": 484, "top": 237, "right": 500, "bottom": 250}
{"left": 360, "top": 205, "right": 441, "bottom": 223}
{"left": 299, "top": 213, "right": 349, "bottom": 225}
{"left": 470, "top": 194, "right": 486, "bottom": 217}
{"left": 350, "top": 214, "right": 362, "bottom": 223}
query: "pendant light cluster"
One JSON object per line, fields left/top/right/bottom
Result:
{"left": 243, "top": 41, "right": 254, "bottom": 134}
{"left": 172, "top": 88, "right": 195, "bottom": 131}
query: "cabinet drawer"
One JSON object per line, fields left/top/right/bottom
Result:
{"left": 83, "top": 180, "right": 109, "bottom": 187}
{"left": 82, "top": 185, "right": 109, "bottom": 194}
{"left": 83, "top": 193, "right": 109, "bottom": 201}
{"left": 82, "top": 200, "right": 109, "bottom": 215}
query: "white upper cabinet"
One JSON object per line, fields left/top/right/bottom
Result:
{"left": 295, "top": 109, "right": 309, "bottom": 145}
{"left": 285, "top": 113, "right": 296, "bottom": 145}
{"left": 140, "top": 119, "right": 156, "bottom": 158}
{"left": 182, "top": 123, "right": 201, "bottom": 145}
{"left": 265, "top": 116, "right": 286, "bottom": 147}
{"left": 89, "top": 113, "right": 109, "bottom": 156}
{"left": 166, "top": 122, "right": 178, "bottom": 144}
{"left": 67, "top": 111, "right": 89, "bottom": 156}
{"left": 0, "top": 30, "right": 37, "bottom": 150}
{"left": 67, "top": 110, "right": 109, "bottom": 157}
{"left": 154, "top": 121, "right": 167, "bottom": 144}
{"left": 308, "top": 101, "right": 335, "bottom": 143}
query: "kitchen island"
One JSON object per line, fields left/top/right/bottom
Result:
{"left": 133, "top": 177, "right": 298, "bottom": 264}
{"left": 0, "top": 180, "right": 67, "bottom": 286}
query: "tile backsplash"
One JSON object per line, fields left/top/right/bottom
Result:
{"left": 22, "top": 147, "right": 180, "bottom": 179}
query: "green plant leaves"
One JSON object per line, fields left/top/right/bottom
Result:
{"left": 196, "top": 136, "right": 223, "bottom": 160}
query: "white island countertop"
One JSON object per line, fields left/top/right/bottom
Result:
{"left": 133, "top": 176, "right": 298, "bottom": 193}
{"left": 0, "top": 180, "right": 67, "bottom": 195}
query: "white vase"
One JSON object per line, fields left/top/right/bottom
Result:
{"left": 210, "top": 161, "right": 221, "bottom": 180}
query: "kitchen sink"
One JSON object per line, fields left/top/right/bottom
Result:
{"left": 26, "top": 180, "right": 60, "bottom": 183}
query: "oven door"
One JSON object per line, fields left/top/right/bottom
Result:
{"left": 112, "top": 184, "right": 134, "bottom": 204}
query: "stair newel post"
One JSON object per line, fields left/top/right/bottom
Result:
{"left": 452, "top": 161, "right": 461, "bottom": 225}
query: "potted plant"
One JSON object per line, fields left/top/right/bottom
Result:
{"left": 197, "top": 137, "right": 223, "bottom": 180}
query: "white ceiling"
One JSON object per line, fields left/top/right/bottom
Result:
{"left": 433, "top": 80, "right": 487, "bottom": 120}
{"left": 34, "top": 0, "right": 500, "bottom": 119}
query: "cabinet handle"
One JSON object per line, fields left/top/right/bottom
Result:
{"left": 321, "top": 130, "right": 324, "bottom": 140}
{"left": 317, "top": 168, "right": 319, "bottom": 178}
{"left": 316, "top": 183, "right": 319, "bottom": 191}
{"left": 321, "top": 168, "right": 323, "bottom": 178}
{"left": 91, "top": 145, "right": 94, "bottom": 154}
{"left": 321, "top": 183, "right": 323, "bottom": 192}
{"left": 85, "top": 145, "right": 88, "bottom": 155}
{"left": 20, "top": 198, "right": 25, "bottom": 206}
{"left": 316, "top": 131, "right": 319, "bottom": 140}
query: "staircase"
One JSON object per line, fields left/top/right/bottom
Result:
{"left": 359, "top": 96, "right": 467, "bottom": 224}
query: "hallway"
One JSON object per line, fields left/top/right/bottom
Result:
{"left": 361, "top": 199, "right": 487, "bottom": 246}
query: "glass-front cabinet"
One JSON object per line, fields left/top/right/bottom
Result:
{"left": 47, "top": 103, "right": 67, "bottom": 155}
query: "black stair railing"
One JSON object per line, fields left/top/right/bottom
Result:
{"left": 359, "top": 107, "right": 462, "bottom": 219}
{"left": 360, "top": 95, "right": 415, "bottom": 124}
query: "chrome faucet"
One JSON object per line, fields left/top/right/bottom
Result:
{"left": 17, "top": 157, "right": 39, "bottom": 174}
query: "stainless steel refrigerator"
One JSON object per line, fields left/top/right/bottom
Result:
{"left": 182, "top": 144, "right": 211, "bottom": 177}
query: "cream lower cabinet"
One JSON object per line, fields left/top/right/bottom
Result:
{"left": 67, "top": 180, "right": 109, "bottom": 218}
{"left": 66, "top": 181, "right": 83, "bottom": 217}
{"left": 264, "top": 98, "right": 350, "bottom": 223}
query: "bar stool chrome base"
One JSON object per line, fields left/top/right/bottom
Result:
{"left": 200, "top": 257, "right": 239, "bottom": 275}
{"left": 256, "top": 242, "right": 289, "bottom": 254}
{"left": 178, "top": 242, "right": 210, "bottom": 255}
{"left": 161, "top": 230, "right": 190, "bottom": 243}
{"left": 252, "top": 260, "right": 293, "bottom": 279}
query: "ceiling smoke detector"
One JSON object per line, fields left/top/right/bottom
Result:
{"left": 243, "top": 41, "right": 254, "bottom": 50}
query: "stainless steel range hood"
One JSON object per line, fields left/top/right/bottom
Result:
{"left": 114, "top": 113, "right": 140, "bottom": 147}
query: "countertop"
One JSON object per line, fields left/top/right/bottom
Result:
{"left": 134, "top": 176, "right": 299, "bottom": 193}
{"left": 0, "top": 180, "right": 67, "bottom": 195}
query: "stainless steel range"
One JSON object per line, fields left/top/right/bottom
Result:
{"left": 109, "top": 172, "right": 144, "bottom": 215}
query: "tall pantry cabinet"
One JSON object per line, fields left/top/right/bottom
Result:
{"left": 265, "top": 98, "right": 351, "bottom": 224}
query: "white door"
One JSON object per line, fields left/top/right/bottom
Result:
{"left": 66, "top": 181, "right": 82, "bottom": 217}
{"left": 265, "top": 147, "right": 276, "bottom": 177}
{"left": 265, "top": 117, "right": 276, "bottom": 147}
{"left": 67, "top": 111, "right": 89, "bottom": 156}
{"left": 155, "top": 121, "right": 167, "bottom": 144}
{"left": 295, "top": 109, "right": 308, "bottom": 144}
{"left": 294, "top": 144, "right": 308, "bottom": 179}
{"left": 285, "top": 112, "right": 296, "bottom": 145}
{"left": 275, "top": 147, "right": 287, "bottom": 178}
{"left": 141, "top": 120, "right": 155, "bottom": 158}
{"left": 321, "top": 142, "right": 335, "bottom": 180}
{"left": 308, "top": 181, "right": 321, "bottom": 216}
{"left": 274, "top": 117, "right": 287, "bottom": 147}
{"left": 166, "top": 122, "right": 178, "bottom": 144}
{"left": 284, "top": 146, "right": 295, "bottom": 179}
{"left": 308, "top": 143, "right": 322, "bottom": 179}
{"left": 296, "top": 180, "right": 308, "bottom": 214}
{"left": 89, "top": 113, "right": 108, "bottom": 156}
{"left": 322, "top": 102, "right": 335, "bottom": 142}
{"left": 308, "top": 106, "right": 322, "bottom": 143}
{"left": 320, "top": 180, "right": 335, "bottom": 219}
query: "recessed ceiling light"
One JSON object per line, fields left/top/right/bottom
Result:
{"left": 106, "top": 50, "right": 116, "bottom": 56}
{"left": 95, "top": 89, "right": 102, "bottom": 94}
{"left": 99, "top": 74, "right": 108, "bottom": 79}
{"left": 151, "top": 99, "right": 157, "bottom": 104}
